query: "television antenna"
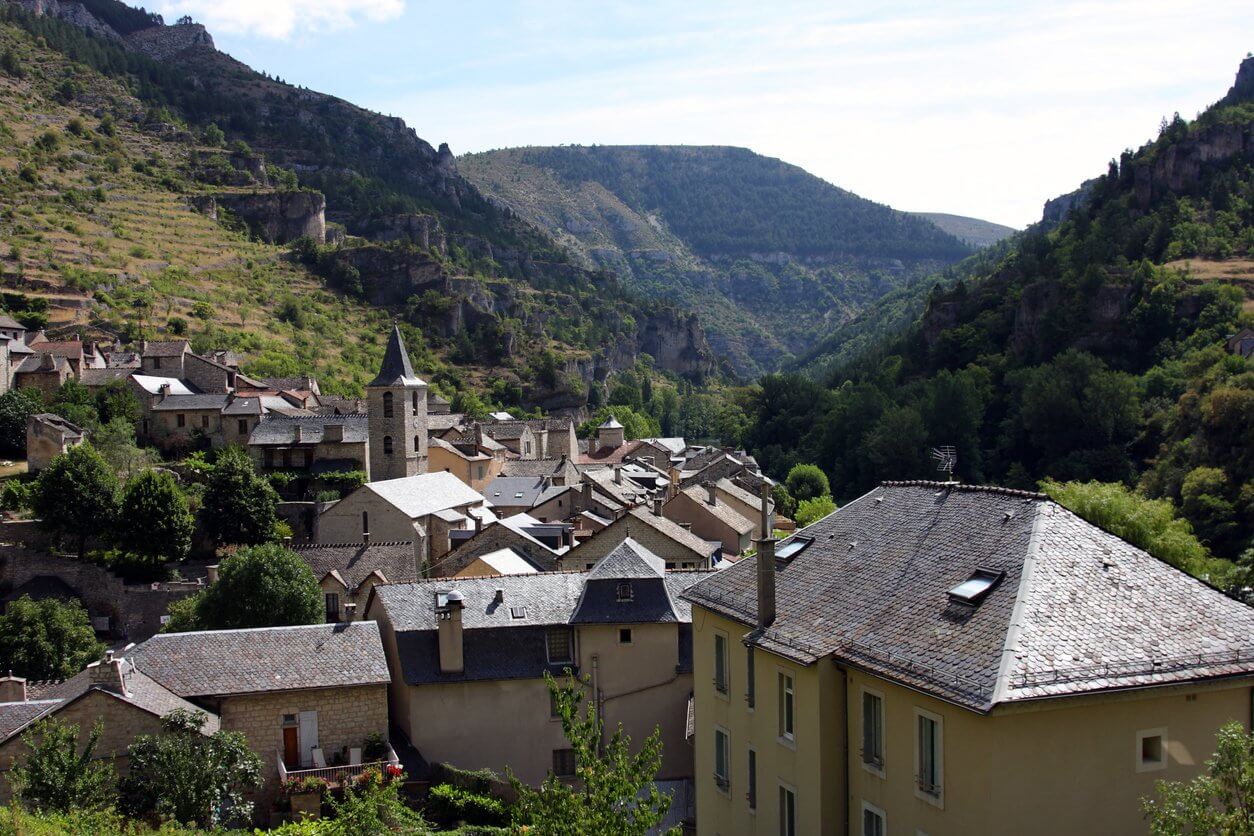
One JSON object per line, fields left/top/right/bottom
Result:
{"left": 931, "top": 445, "right": 957, "bottom": 481}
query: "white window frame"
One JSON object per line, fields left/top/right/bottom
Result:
{"left": 713, "top": 630, "right": 730, "bottom": 699}
{"left": 778, "top": 781, "right": 797, "bottom": 836}
{"left": 861, "top": 800, "right": 886, "bottom": 836}
{"left": 860, "top": 685, "right": 885, "bottom": 777}
{"left": 713, "top": 725, "right": 731, "bottom": 796}
{"left": 1137, "top": 727, "right": 1168, "bottom": 773}
{"left": 778, "top": 669, "right": 796, "bottom": 748}
{"left": 913, "top": 707, "right": 944, "bottom": 808}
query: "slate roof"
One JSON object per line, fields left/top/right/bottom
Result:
{"left": 429, "top": 436, "right": 490, "bottom": 461}
{"left": 0, "top": 314, "right": 25, "bottom": 331}
{"left": 0, "top": 699, "right": 61, "bottom": 741}
{"left": 221, "top": 396, "right": 264, "bottom": 416}
{"left": 601, "top": 507, "right": 721, "bottom": 559}
{"left": 149, "top": 393, "right": 231, "bottom": 412}
{"left": 368, "top": 326, "right": 424, "bottom": 388}
{"left": 679, "top": 484, "right": 756, "bottom": 534}
{"left": 485, "top": 476, "right": 548, "bottom": 508}
{"left": 473, "top": 547, "right": 541, "bottom": 575}
{"left": 577, "top": 439, "right": 644, "bottom": 465}
{"left": 105, "top": 351, "right": 141, "bottom": 369}
{"left": 79, "top": 368, "right": 133, "bottom": 387}
{"left": 481, "top": 421, "right": 530, "bottom": 442}
{"left": 683, "top": 482, "right": 1254, "bottom": 712}
{"left": 587, "top": 539, "right": 666, "bottom": 580}
{"left": 364, "top": 472, "right": 485, "bottom": 520}
{"left": 248, "top": 414, "right": 369, "bottom": 445}
{"left": 599, "top": 416, "right": 623, "bottom": 429}
{"left": 501, "top": 458, "right": 581, "bottom": 481}
{"left": 142, "top": 340, "right": 190, "bottom": 358}
{"left": 14, "top": 355, "right": 68, "bottom": 373}
{"left": 428, "top": 413, "right": 466, "bottom": 432}
{"left": 640, "top": 437, "right": 687, "bottom": 456}
{"left": 29, "top": 414, "right": 83, "bottom": 439}
{"left": 293, "top": 541, "right": 420, "bottom": 591}
{"left": 128, "top": 622, "right": 390, "bottom": 697}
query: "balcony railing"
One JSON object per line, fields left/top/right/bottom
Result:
{"left": 277, "top": 742, "right": 400, "bottom": 787}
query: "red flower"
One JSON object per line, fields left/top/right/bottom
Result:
{"left": 385, "top": 763, "right": 403, "bottom": 778}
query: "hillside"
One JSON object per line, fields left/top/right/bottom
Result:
{"left": 0, "top": 1, "right": 716, "bottom": 412}
{"left": 747, "top": 56, "right": 1254, "bottom": 563}
{"left": 460, "top": 145, "right": 973, "bottom": 376}
{"left": 909, "top": 212, "right": 1017, "bottom": 248}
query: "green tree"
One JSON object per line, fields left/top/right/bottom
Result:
{"left": 321, "top": 769, "right": 431, "bottom": 834}
{"left": 771, "top": 482, "right": 797, "bottom": 520}
{"left": 794, "top": 495, "right": 837, "bottom": 528}
{"left": 119, "top": 709, "right": 262, "bottom": 828}
{"left": 48, "top": 380, "right": 98, "bottom": 432}
{"left": 94, "top": 379, "right": 141, "bottom": 426}
{"left": 200, "top": 446, "right": 278, "bottom": 546}
{"left": 0, "top": 388, "right": 44, "bottom": 457}
{"left": 510, "top": 672, "right": 676, "bottom": 836}
{"left": 90, "top": 418, "right": 159, "bottom": 477}
{"left": 785, "top": 463, "right": 830, "bottom": 503}
{"left": 189, "top": 542, "right": 321, "bottom": 630}
{"left": 117, "top": 470, "right": 194, "bottom": 566}
{"left": 32, "top": 445, "right": 120, "bottom": 559}
{"left": 1143, "top": 721, "right": 1254, "bottom": 834}
{"left": 1181, "top": 466, "right": 1239, "bottom": 555}
{"left": 10, "top": 719, "right": 115, "bottom": 813}
{"left": 579, "top": 406, "right": 661, "bottom": 443}
{"left": 0, "top": 595, "right": 103, "bottom": 680}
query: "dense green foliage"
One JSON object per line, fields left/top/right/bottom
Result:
{"left": 199, "top": 447, "right": 278, "bottom": 546}
{"left": 509, "top": 672, "right": 676, "bottom": 835}
{"left": 1143, "top": 721, "right": 1254, "bottom": 834}
{"left": 10, "top": 720, "right": 115, "bottom": 814}
{"left": 116, "top": 470, "right": 194, "bottom": 566}
{"left": 180, "top": 543, "right": 322, "bottom": 631}
{"left": 426, "top": 782, "right": 508, "bottom": 828}
{"left": 745, "top": 88, "right": 1254, "bottom": 563}
{"left": 785, "top": 464, "right": 830, "bottom": 502}
{"left": 0, "top": 595, "right": 103, "bottom": 680}
{"left": 32, "top": 446, "right": 119, "bottom": 558}
{"left": 0, "top": 388, "right": 43, "bottom": 456}
{"left": 794, "top": 495, "right": 838, "bottom": 528}
{"left": 120, "top": 709, "right": 262, "bottom": 828}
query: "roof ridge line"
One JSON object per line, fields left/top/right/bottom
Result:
{"left": 879, "top": 480, "right": 1047, "bottom": 500}
{"left": 292, "top": 540, "right": 413, "bottom": 549}
{"left": 990, "top": 502, "right": 1048, "bottom": 707}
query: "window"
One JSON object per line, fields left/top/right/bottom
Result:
{"left": 948, "top": 567, "right": 1004, "bottom": 606}
{"left": 361, "top": 511, "right": 368, "bottom": 535}
{"left": 382, "top": 391, "right": 393, "bottom": 417}
{"left": 862, "top": 688, "right": 885, "bottom": 773}
{"left": 778, "top": 785, "right": 796, "bottom": 836}
{"left": 746, "top": 748, "right": 757, "bottom": 811}
{"left": 618, "top": 627, "right": 633, "bottom": 645}
{"left": 775, "top": 536, "right": 814, "bottom": 561}
{"left": 477, "top": 465, "right": 485, "bottom": 480}
{"left": 152, "top": 357, "right": 161, "bottom": 370}
{"left": 201, "top": 414, "right": 209, "bottom": 428}
{"left": 546, "top": 626, "right": 573, "bottom": 663}
{"left": 915, "top": 708, "right": 943, "bottom": 803}
{"left": 713, "top": 727, "right": 730, "bottom": 794}
{"left": 861, "top": 801, "right": 885, "bottom": 836}
{"left": 176, "top": 413, "right": 185, "bottom": 428}
{"left": 746, "top": 646, "right": 755, "bottom": 709}
{"left": 324, "top": 592, "right": 340, "bottom": 621}
{"left": 778, "top": 672, "right": 795, "bottom": 742}
{"left": 616, "top": 582, "right": 633, "bottom": 602}
{"left": 383, "top": 436, "right": 393, "bottom": 455}
{"left": 713, "top": 632, "right": 729, "bottom": 696}
{"left": 238, "top": 419, "right": 247, "bottom": 435}
{"left": 1137, "top": 728, "right": 1168, "bottom": 772}
{"left": 552, "top": 748, "right": 576, "bottom": 777}
{"left": 510, "top": 606, "right": 527, "bottom": 619}
{"left": 414, "top": 435, "right": 420, "bottom": 452}
{"left": 666, "top": 562, "right": 676, "bottom": 570}
{"left": 412, "top": 391, "right": 419, "bottom": 415}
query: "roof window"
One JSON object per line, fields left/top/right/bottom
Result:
{"left": 775, "top": 536, "right": 813, "bottom": 561}
{"left": 510, "top": 606, "right": 527, "bottom": 619}
{"left": 947, "top": 568, "right": 1004, "bottom": 606}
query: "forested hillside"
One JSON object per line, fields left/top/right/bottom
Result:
{"left": 461, "top": 145, "right": 973, "bottom": 376}
{"left": 747, "top": 57, "right": 1254, "bottom": 563}
{"left": 0, "top": 0, "right": 718, "bottom": 413}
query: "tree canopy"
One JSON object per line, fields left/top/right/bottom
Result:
{"left": 116, "top": 469, "right": 194, "bottom": 567}
{"left": 32, "top": 444, "right": 119, "bottom": 558}
{"left": 183, "top": 543, "right": 322, "bottom": 631}
{"left": 0, "top": 595, "right": 104, "bottom": 680}
{"left": 200, "top": 446, "right": 279, "bottom": 547}
{"left": 10, "top": 719, "right": 115, "bottom": 814}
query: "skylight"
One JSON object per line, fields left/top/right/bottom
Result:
{"left": 775, "top": 536, "right": 813, "bottom": 561}
{"left": 510, "top": 606, "right": 527, "bottom": 619}
{"left": 948, "top": 568, "right": 1004, "bottom": 606}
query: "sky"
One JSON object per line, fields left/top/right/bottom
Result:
{"left": 150, "top": 0, "right": 1254, "bottom": 229}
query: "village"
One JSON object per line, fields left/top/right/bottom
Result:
{"left": 0, "top": 318, "right": 1248, "bottom": 835}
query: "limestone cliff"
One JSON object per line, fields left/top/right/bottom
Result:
{"left": 191, "top": 191, "right": 326, "bottom": 245}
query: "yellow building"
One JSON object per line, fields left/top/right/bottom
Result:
{"left": 684, "top": 481, "right": 1254, "bottom": 836}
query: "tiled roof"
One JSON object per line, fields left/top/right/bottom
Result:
{"left": 0, "top": 314, "right": 25, "bottom": 330}
{"left": 501, "top": 458, "right": 580, "bottom": 481}
{"left": 142, "top": 340, "right": 190, "bottom": 357}
{"left": 481, "top": 421, "right": 530, "bottom": 442}
{"left": 25, "top": 341, "right": 83, "bottom": 358}
{"left": 429, "top": 436, "right": 490, "bottom": 461}
{"left": 0, "top": 700, "right": 60, "bottom": 741}
{"left": 577, "top": 439, "right": 644, "bottom": 465}
{"left": 105, "top": 351, "right": 141, "bottom": 369}
{"left": 640, "top": 437, "right": 687, "bottom": 456}
{"left": 620, "top": 507, "right": 719, "bottom": 558}
{"left": 716, "top": 477, "right": 768, "bottom": 515}
{"left": 485, "top": 476, "right": 548, "bottom": 508}
{"left": 129, "top": 622, "right": 390, "bottom": 697}
{"left": 368, "top": 326, "right": 424, "bottom": 388}
{"left": 684, "top": 482, "right": 1254, "bottom": 712}
{"left": 149, "top": 394, "right": 231, "bottom": 412}
{"left": 427, "top": 413, "right": 466, "bottom": 432}
{"left": 586, "top": 538, "right": 665, "bottom": 580}
{"left": 364, "top": 472, "right": 485, "bottom": 520}
{"left": 678, "top": 484, "right": 756, "bottom": 534}
{"left": 14, "top": 355, "right": 68, "bottom": 373}
{"left": 248, "top": 414, "right": 368, "bottom": 445}
{"left": 221, "top": 396, "right": 264, "bottom": 416}
{"left": 79, "top": 368, "right": 133, "bottom": 386}
{"left": 293, "top": 541, "right": 419, "bottom": 591}
{"left": 30, "top": 413, "right": 83, "bottom": 438}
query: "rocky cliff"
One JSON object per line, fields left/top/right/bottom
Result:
{"left": 191, "top": 191, "right": 326, "bottom": 245}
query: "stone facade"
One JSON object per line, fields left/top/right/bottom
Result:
{"left": 26, "top": 413, "right": 83, "bottom": 472}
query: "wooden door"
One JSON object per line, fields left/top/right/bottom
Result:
{"left": 282, "top": 726, "right": 299, "bottom": 768}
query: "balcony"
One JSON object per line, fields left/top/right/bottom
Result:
{"left": 277, "top": 742, "right": 401, "bottom": 787}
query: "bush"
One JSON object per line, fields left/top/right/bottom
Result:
{"left": 794, "top": 495, "right": 837, "bottom": 527}
{"left": 0, "top": 479, "right": 33, "bottom": 513}
{"left": 785, "top": 463, "right": 830, "bottom": 503}
{"left": 426, "top": 783, "right": 508, "bottom": 827}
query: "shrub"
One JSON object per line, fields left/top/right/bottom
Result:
{"left": 0, "top": 478, "right": 33, "bottom": 513}
{"left": 426, "top": 783, "right": 508, "bottom": 827}
{"left": 794, "top": 495, "right": 837, "bottom": 527}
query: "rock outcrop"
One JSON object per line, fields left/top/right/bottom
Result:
{"left": 357, "top": 213, "right": 447, "bottom": 254}
{"left": 191, "top": 191, "right": 325, "bottom": 245}
{"left": 1041, "top": 178, "right": 1097, "bottom": 226}
{"left": 125, "top": 21, "right": 214, "bottom": 60}
{"left": 13, "top": 0, "right": 122, "bottom": 40}
{"left": 1133, "top": 121, "right": 1253, "bottom": 209}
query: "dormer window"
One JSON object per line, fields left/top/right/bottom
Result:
{"left": 616, "top": 582, "right": 633, "bottom": 602}
{"left": 948, "top": 568, "right": 1004, "bottom": 606}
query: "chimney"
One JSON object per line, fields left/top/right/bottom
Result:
{"left": 158, "top": 383, "right": 171, "bottom": 402}
{"left": 678, "top": 522, "right": 692, "bottom": 531}
{"left": 493, "top": 588, "right": 504, "bottom": 605}
{"left": 324, "top": 422, "right": 344, "bottom": 443}
{"left": 653, "top": 497, "right": 663, "bottom": 517}
{"left": 206, "top": 564, "right": 219, "bottom": 584}
{"left": 582, "top": 482, "right": 592, "bottom": 509}
{"left": 705, "top": 482, "right": 717, "bottom": 506}
{"left": 474, "top": 512, "right": 483, "bottom": 534}
{"left": 294, "top": 424, "right": 304, "bottom": 444}
{"left": 39, "top": 353, "right": 54, "bottom": 371}
{"left": 437, "top": 591, "right": 465, "bottom": 673}
{"left": 0, "top": 673, "right": 27, "bottom": 703}
{"left": 755, "top": 483, "right": 777, "bottom": 629}
{"left": 613, "top": 465, "right": 622, "bottom": 485}
{"left": 363, "top": 530, "right": 371, "bottom": 546}
{"left": 87, "top": 652, "right": 127, "bottom": 696}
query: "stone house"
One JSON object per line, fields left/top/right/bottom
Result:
{"left": 143, "top": 392, "right": 233, "bottom": 452}
{"left": 316, "top": 472, "right": 490, "bottom": 568}
{"left": 139, "top": 339, "right": 191, "bottom": 377}
{"left": 431, "top": 514, "right": 563, "bottom": 577}
{"left": 1228, "top": 326, "right": 1254, "bottom": 358}
{"left": 248, "top": 415, "right": 370, "bottom": 476}
{"left": 711, "top": 478, "right": 775, "bottom": 530}
{"left": 25, "top": 413, "right": 84, "bottom": 472}
{"left": 481, "top": 421, "right": 541, "bottom": 459}
{"left": 686, "top": 481, "right": 1254, "bottom": 836}
{"left": 664, "top": 483, "right": 755, "bottom": 557}
{"left": 367, "top": 539, "right": 709, "bottom": 788}
{"left": 13, "top": 353, "right": 72, "bottom": 396}
{"left": 0, "top": 315, "right": 26, "bottom": 344}
{"left": 428, "top": 434, "right": 502, "bottom": 493}
{"left": 290, "top": 540, "right": 421, "bottom": 622}
{"left": 564, "top": 506, "right": 721, "bottom": 570}
{"left": 24, "top": 337, "right": 105, "bottom": 377}
{"left": 183, "top": 352, "right": 240, "bottom": 393}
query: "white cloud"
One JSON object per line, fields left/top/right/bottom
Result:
{"left": 155, "top": 0, "right": 404, "bottom": 40}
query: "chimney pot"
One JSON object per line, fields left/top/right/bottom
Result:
{"left": 705, "top": 482, "right": 717, "bottom": 506}
{"left": 437, "top": 591, "right": 465, "bottom": 673}
{"left": 343, "top": 602, "right": 357, "bottom": 622}
{"left": 613, "top": 465, "right": 622, "bottom": 485}
{"left": 363, "top": 531, "right": 371, "bottom": 545}
{"left": 493, "top": 588, "right": 504, "bottom": 604}
{"left": 653, "top": 497, "right": 663, "bottom": 517}
{"left": 0, "top": 673, "right": 27, "bottom": 703}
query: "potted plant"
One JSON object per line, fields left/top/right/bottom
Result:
{"left": 282, "top": 775, "right": 328, "bottom": 819}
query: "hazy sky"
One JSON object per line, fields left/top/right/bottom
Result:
{"left": 152, "top": 0, "right": 1253, "bottom": 228}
